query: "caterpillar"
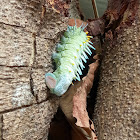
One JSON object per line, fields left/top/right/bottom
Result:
{"left": 45, "top": 22, "right": 95, "bottom": 96}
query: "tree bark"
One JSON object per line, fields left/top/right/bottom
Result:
{"left": 93, "top": 0, "right": 140, "bottom": 139}
{"left": 0, "top": 0, "right": 69, "bottom": 139}
{"left": 0, "top": 0, "right": 140, "bottom": 139}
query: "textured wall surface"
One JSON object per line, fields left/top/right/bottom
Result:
{"left": 0, "top": 0, "right": 68, "bottom": 139}
{"left": 93, "top": 6, "right": 140, "bottom": 140}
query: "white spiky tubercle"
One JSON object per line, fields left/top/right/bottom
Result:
{"left": 45, "top": 23, "right": 95, "bottom": 96}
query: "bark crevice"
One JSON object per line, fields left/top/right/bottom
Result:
{"left": 0, "top": 21, "right": 26, "bottom": 29}
{"left": 0, "top": 115, "right": 3, "bottom": 140}
{"left": 29, "top": 33, "right": 38, "bottom": 102}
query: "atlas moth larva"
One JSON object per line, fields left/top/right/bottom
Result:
{"left": 45, "top": 21, "right": 95, "bottom": 96}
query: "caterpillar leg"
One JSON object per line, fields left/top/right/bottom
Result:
{"left": 52, "top": 53, "right": 61, "bottom": 64}
{"left": 52, "top": 74, "right": 72, "bottom": 96}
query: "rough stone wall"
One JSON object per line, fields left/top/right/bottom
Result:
{"left": 0, "top": 0, "right": 68, "bottom": 139}
{"left": 93, "top": 4, "right": 140, "bottom": 140}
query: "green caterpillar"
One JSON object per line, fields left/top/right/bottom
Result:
{"left": 45, "top": 22, "right": 95, "bottom": 96}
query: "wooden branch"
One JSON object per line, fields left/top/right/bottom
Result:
{"left": 92, "top": 0, "right": 99, "bottom": 18}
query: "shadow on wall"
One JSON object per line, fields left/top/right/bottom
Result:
{"left": 79, "top": 0, "right": 108, "bottom": 20}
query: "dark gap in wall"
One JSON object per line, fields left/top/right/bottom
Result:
{"left": 48, "top": 108, "right": 72, "bottom": 140}
{"left": 87, "top": 64, "right": 101, "bottom": 119}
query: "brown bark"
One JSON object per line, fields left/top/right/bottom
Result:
{"left": 0, "top": 0, "right": 68, "bottom": 139}
{"left": 92, "top": 0, "right": 140, "bottom": 139}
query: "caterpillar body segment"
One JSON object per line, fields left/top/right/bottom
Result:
{"left": 45, "top": 23, "right": 95, "bottom": 96}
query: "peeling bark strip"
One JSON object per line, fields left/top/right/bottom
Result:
{"left": 103, "top": 0, "right": 139, "bottom": 31}
{"left": 87, "top": 0, "right": 139, "bottom": 37}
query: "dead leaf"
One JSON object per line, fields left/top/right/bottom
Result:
{"left": 60, "top": 57, "right": 99, "bottom": 140}
{"left": 68, "top": 19, "right": 87, "bottom": 28}
{"left": 46, "top": 0, "right": 70, "bottom": 16}
{"left": 87, "top": 19, "right": 105, "bottom": 37}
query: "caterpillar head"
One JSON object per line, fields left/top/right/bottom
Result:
{"left": 45, "top": 73, "right": 72, "bottom": 96}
